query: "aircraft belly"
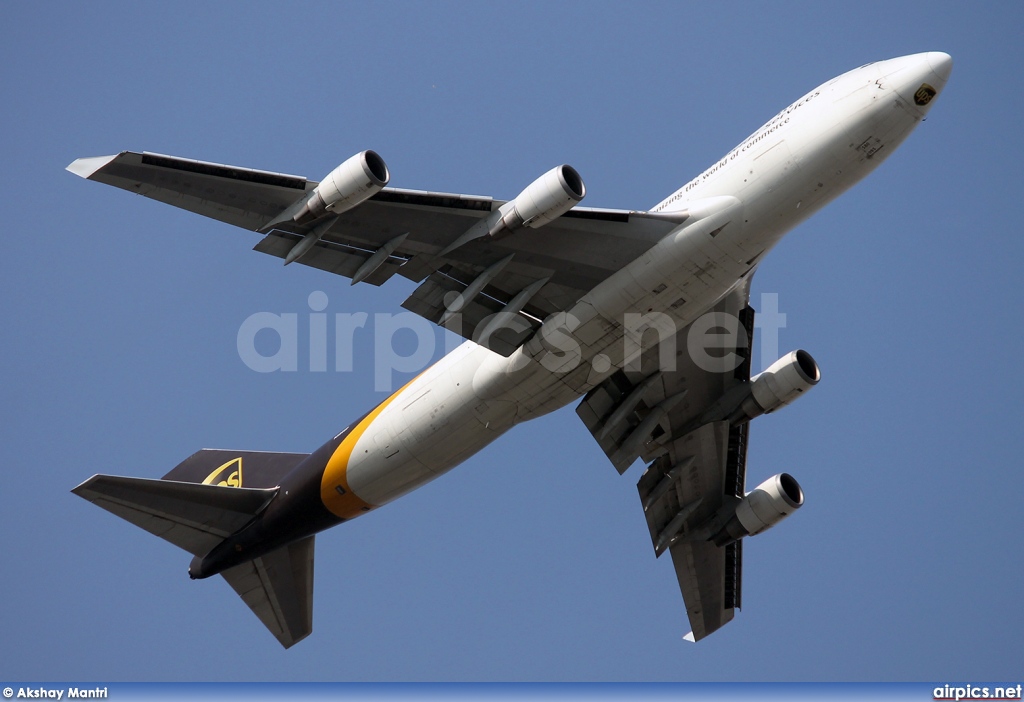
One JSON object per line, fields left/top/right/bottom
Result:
{"left": 345, "top": 441, "right": 434, "bottom": 506}
{"left": 583, "top": 212, "right": 741, "bottom": 320}
{"left": 340, "top": 77, "right": 929, "bottom": 510}
{"left": 346, "top": 349, "right": 519, "bottom": 506}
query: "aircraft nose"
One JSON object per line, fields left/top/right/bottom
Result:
{"left": 888, "top": 51, "right": 953, "bottom": 110}
{"left": 924, "top": 52, "right": 953, "bottom": 88}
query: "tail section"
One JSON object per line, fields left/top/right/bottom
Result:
{"left": 71, "top": 474, "right": 278, "bottom": 557}
{"left": 222, "top": 536, "right": 315, "bottom": 648}
{"left": 161, "top": 448, "right": 309, "bottom": 488}
{"left": 72, "top": 448, "right": 317, "bottom": 648}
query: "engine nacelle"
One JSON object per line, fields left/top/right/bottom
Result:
{"left": 492, "top": 165, "right": 586, "bottom": 234}
{"left": 293, "top": 150, "right": 389, "bottom": 225}
{"left": 730, "top": 349, "right": 820, "bottom": 422}
{"left": 711, "top": 473, "right": 804, "bottom": 546}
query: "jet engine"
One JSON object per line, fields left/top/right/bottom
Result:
{"left": 729, "top": 350, "right": 820, "bottom": 423}
{"left": 711, "top": 473, "right": 804, "bottom": 546}
{"left": 293, "top": 150, "right": 390, "bottom": 225}
{"left": 491, "top": 165, "right": 586, "bottom": 235}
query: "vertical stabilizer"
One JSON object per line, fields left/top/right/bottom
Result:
{"left": 162, "top": 449, "right": 309, "bottom": 488}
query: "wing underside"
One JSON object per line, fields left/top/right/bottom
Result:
{"left": 68, "top": 150, "right": 686, "bottom": 355}
{"left": 576, "top": 282, "right": 755, "bottom": 640}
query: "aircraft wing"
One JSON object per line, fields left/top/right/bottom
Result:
{"left": 68, "top": 151, "right": 686, "bottom": 356}
{"left": 576, "top": 281, "right": 754, "bottom": 640}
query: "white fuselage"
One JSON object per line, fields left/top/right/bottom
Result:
{"left": 334, "top": 53, "right": 950, "bottom": 512}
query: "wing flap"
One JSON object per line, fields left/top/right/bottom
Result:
{"left": 253, "top": 232, "right": 405, "bottom": 286}
{"left": 400, "top": 266, "right": 541, "bottom": 356}
{"left": 576, "top": 369, "right": 655, "bottom": 473}
{"left": 637, "top": 422, "right": 732, "bottom": 554}
{"left": 221, "top": 536, "right": 315, "bottom": 649}
{"left": 577, "top": 284, "right": 754, "bottom": 473}
{"left": 668, "top": 537, "right": 738, "bottom": 641}
{"left": 573, "top": 282, "right": 755, "bottom": 640}
{"left": 640, "top": 423, "right": 741, "bottom": 641}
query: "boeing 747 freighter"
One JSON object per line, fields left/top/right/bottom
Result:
{"left": 69, "top": 52, "right": 952, "bottom": 647}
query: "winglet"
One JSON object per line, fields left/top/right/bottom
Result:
{"left": 683, "top": 631, "right": 696, "bottom": 642}
{"left": 67, "top": 154, "right": 119, "bottom": 180}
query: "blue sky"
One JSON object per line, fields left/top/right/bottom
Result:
{"left": 2, "top": 0, "right": 1022, "bottom": 683}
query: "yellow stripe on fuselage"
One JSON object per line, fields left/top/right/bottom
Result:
{"left": 319, "top": 376, "right": 421, "bottom": 519}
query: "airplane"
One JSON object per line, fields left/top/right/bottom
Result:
{"left": 68, "top": 52, "right": 952, "bottom": 648}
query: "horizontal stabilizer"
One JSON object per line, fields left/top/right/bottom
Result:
{"left": 72, "top": 475, "right": 277, "bottom": 557}
{"left": 221, "top": 536, "right": 315, "bottom": 649}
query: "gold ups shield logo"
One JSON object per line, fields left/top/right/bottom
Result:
{"left": 914, "top": 83, "right": 937, "bottom": 106}
{"left": 202, "top": 457, "right": 244, "bottom": 487}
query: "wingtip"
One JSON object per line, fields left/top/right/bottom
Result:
{"left": 683, "top": 631, "right": 696, "bottom": 642}
{"left": 278, "top": 628, "right": 312, "bottom": 649}
{"left": 66, "top": 154, "right": 119, "bottom": 179}
{"left": 70, "top": 473, "right": 104, "bottom": 496}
